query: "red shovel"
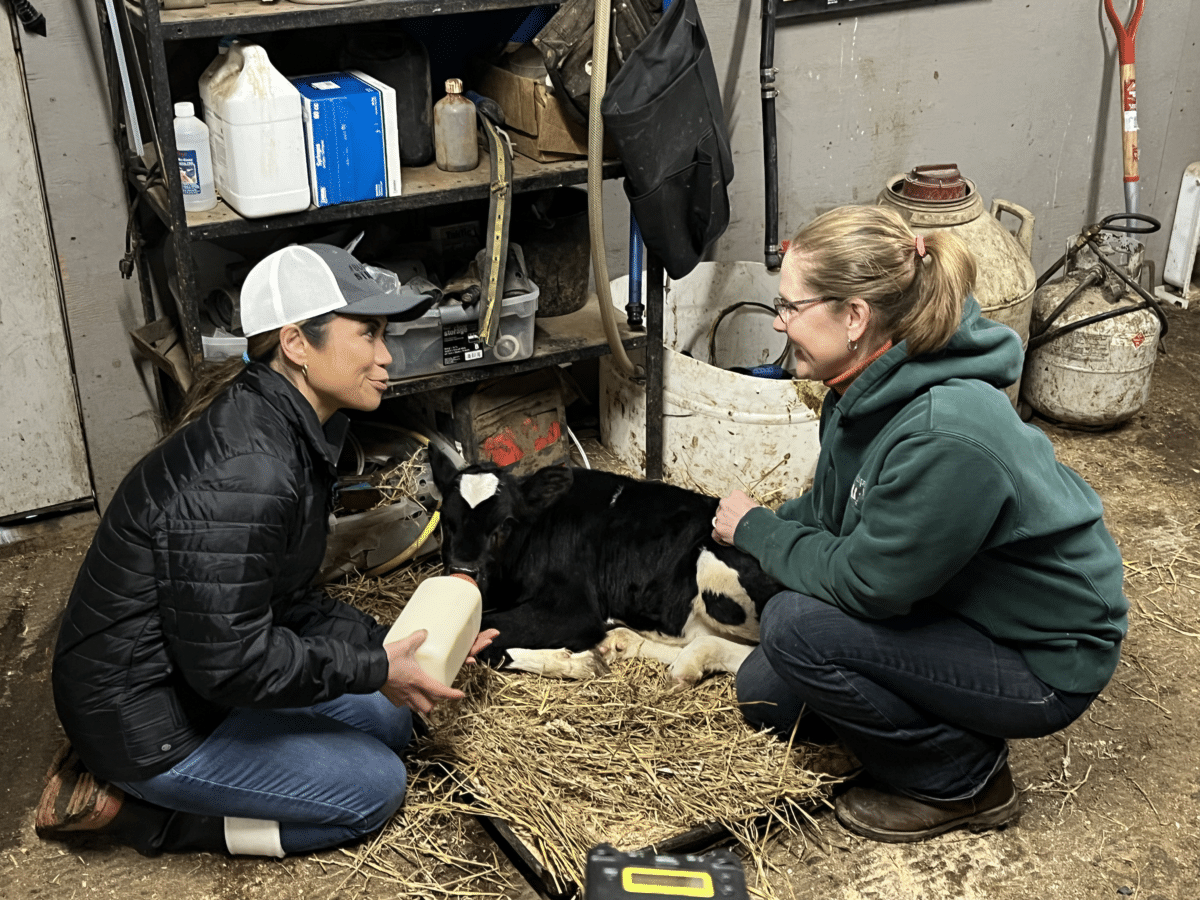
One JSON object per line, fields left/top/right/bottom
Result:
{"left": 1104, "top": 0, "right": 1145, "bottom": 217}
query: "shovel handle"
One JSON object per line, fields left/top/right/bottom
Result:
{"left": 1104, "top": 0, "right": 1144, "bottom": 201}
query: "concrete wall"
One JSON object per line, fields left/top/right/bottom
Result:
{"left": 15, "top": 0, "right": 1198, "bottom": 516}
{"left": 604, "top": 0, "right": 1200, "bottom": 279}
{"left": 21, "top": 0, "right": 160, "bottom": 510}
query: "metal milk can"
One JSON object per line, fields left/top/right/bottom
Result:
{"left": 877, "top": 164, "right": 1037, "bottom": 407}
{"left": 1022, "top": 222, "right": 1164, "bottom": 429}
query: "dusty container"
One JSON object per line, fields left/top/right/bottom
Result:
{"left": 600, "top": 261, "right": 823, "bottom": 500}
{"left": 877, "top": 165, "right": 1036, "bottom": 408}
{"left": 434, "top": 78, "right": 479, "bottom": 172}
{"left": 198, "top": 42, "right": 310, "bottom": 218}
{"left": 384, "top": 574, "right": 482, "bottom": 688}
{"left": 340, "top": 28, "right": 434, "bottom": 167}
{"left": 511, "top": 187, "right": 590, "bottom": 317}
{"left": 1023, "top": 236, "right": 1160, "bottom": 428}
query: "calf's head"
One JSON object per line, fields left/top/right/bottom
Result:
{"left": 430, "top": 449, "right": 574, "bottom": 598}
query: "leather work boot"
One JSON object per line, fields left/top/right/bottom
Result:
{"left": 835, "top": 762, "right": 1019, "bottom": 843}
{"left": 36, "top": 742, "right": 226, "bottom": 856}
{"left": 35, "top": 743, "right": 125, "bottom": 838}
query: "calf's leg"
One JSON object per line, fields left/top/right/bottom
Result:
{"left": 479, "top": 602, "right": 610, "bottom": 680}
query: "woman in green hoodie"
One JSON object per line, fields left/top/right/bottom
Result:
{"left": 712, "top": 205, "right": 1127, "bottom": 843}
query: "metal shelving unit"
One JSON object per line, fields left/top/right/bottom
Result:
{"left": 97, "top": 0, "right": 665, "bottom": 476}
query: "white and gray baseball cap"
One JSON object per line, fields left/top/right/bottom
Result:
{"left": 240, "top": 243, "right": 434, "bottom": 337}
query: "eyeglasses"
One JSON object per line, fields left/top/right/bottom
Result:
{"left": 772, "top": 295, "right": 832, "bottom": 322}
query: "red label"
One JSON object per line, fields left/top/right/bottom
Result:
{"left": 532, "top": 420, "right": 562, "bottom": 452}
{"left": 1123, "top": 78, "right": 1136, "bottom": 111}
{"left": 483, "top": 428, "right": 524, "bottom": 467}
{"left": 1132, "top": 332, "right": 1145, "bottom": 348}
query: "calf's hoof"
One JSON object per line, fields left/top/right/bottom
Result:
{"left": 506, "top": 647, "right": 609, "bottom": 679}
{"left": 666, "top": 661, "right": 704, "bottom": 690}
{"left": 597, "top": 627, "right": 645, "bottom": 663}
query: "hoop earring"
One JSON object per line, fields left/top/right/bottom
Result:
{"left": 847, "top": 338, "right": 859, "bottom": 352}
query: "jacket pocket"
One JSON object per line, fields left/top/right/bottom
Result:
{"left": 118, "top": 688, "right": 187, "bottom": 768}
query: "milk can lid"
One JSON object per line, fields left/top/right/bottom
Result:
{"left": 900, "top": 164, "right": 968, "bottom": 202}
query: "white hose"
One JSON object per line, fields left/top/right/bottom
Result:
{"left": 567, "top": 425, "right": 592, "bottom": 469}
{"left": 588, "top": 0, "right": 641, "bottom": 379}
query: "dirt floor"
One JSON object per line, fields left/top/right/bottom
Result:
{"left": 2, "top": 303, "right": 1198, "bottom": 900}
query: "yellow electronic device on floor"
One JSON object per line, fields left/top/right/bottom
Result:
{"left": 584, "top": 844, "right": 749, "bottom": 899}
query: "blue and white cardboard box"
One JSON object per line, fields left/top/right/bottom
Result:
{"left": 346, "top": 70, "right": 401, "bottom": 198}
{"left": 290, "top": 72, "right": 393, "bottom": 207}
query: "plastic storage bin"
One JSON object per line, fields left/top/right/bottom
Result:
{"left": 385, "top": 287, "right": 538, "bottom": 380}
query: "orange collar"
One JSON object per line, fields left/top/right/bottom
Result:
{"left": 824, "top": 341, "right": 894, "bottom": 394}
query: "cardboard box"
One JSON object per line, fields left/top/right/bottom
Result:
{"left": 291, "top": 72, "right": 389, "bottom": 206}
{"left": 347, "top": 70, "right": 402, "bottom": 198}
{"left": 475, "top": 64, "right": 595, "bottom": 161}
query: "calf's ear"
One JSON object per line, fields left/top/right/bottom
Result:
{"left": 429, "top": 445, "right": 462, "bottom": 494}
{"left": 518, "top": 466, "right": 574, "bottom": 514}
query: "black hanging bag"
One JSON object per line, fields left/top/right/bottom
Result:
{"left": 601, "top": 0, "right": 734, "bottom": 279}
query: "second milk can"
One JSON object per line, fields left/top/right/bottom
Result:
{"left": 877, "top": 164, "right": 1037, "bottom": 408}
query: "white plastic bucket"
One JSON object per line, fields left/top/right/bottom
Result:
{"left": 198, "top": 43, "right": 311, "bottom": 219}
{"left": 599, "top": 261, "right": 823, "bottom": 501}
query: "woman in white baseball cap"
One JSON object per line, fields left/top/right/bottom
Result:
{"left": 39, "top": 244, "right": 498, "bottom": 859}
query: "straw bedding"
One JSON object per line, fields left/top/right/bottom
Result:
{"left": 326, "top": 563, "right": 851, "bottom": 898}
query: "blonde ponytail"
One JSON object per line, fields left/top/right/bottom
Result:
{"left": 789, "top": 205, "right": 977, "bottom": 355}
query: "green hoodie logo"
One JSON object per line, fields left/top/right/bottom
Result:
{"left": 850, "top": 476, "right": 866, "bottom": 507}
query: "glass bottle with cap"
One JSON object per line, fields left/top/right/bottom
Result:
{"left": 433, "top": 78, "right": 479, "bottom": 173}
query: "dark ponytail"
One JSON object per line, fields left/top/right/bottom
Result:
{"left": 164, "top": 313, "right": 335, "bottom": 438}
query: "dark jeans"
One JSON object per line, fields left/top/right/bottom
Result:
{"left": 115, "top": 692, "right": 412, "bottom": 854}
{"left": 736, "top": 592, "right": 1097, "bottom": 801}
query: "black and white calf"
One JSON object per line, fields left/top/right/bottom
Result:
{"left": 430, "top": 451, "right": 783, "bottom": 685}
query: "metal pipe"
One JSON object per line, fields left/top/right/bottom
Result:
{"left": 760, "top": 0, "right": 780, "bottom": 270}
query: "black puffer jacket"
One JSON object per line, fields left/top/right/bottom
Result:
{"left": 52, "top": 364, "right": 390, "bottom": 783}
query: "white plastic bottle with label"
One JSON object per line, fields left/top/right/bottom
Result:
{"left": 384, "top": 574, "right": 483, "bottom": 688}
{"left": 433, "top": 78, "right": 479, "bottom": 172}
{"left": 173, "top": 102, "right": 217, "bottom": 212}
{"left": 198, "top": 42, "right": 310, "bottom": 218}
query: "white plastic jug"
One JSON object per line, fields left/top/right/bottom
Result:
{"left": 384, "top": 574, "right": 483, "bottom": 688}
{"left": 198, "top": 42, "right": 310, "bottom": 218}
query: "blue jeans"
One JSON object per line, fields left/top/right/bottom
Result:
{"left": 114, "top": 692, "right": 413, "bottom": 854}
{"left": 736, "top": 592, "right": 1097, "bottom": 801}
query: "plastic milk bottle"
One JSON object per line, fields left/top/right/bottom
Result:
{"left": 385, "top": 574, "right": 483, "bottom": 687}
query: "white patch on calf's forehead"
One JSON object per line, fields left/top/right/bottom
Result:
{"left": 459, "top": 472, "right": 500, "bottom": 509}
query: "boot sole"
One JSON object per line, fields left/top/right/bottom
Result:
{"left": 836, "top": 790, "right": 1021, "bottom": 843}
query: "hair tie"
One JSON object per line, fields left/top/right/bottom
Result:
{"left": 242, "top": 350, "right": 251, "bottom": 365}
{"left": 915, "top": 235, "right": 927, "bottom": 259}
